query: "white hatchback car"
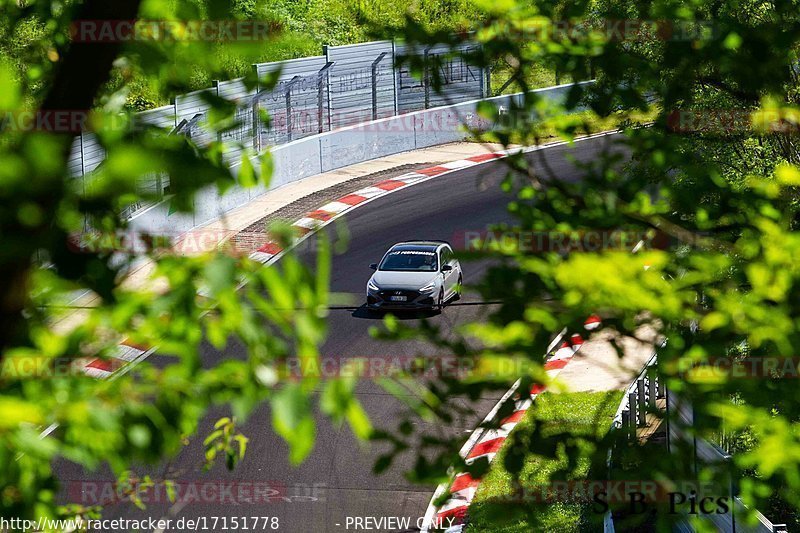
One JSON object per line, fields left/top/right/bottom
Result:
{"left": 366, "top": 241, "right": 462, "bottom": 311}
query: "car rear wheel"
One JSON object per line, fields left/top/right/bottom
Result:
{"left": 455, "top": 274, "right": 463, "bottom": 300}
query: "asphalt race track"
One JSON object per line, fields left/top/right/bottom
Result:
{"left": 55, "top": 134, "right": 623, "bottom": 532}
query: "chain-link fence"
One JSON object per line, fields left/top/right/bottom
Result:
{"left": 68, "top": 39, "right": 489, "bottom": 219}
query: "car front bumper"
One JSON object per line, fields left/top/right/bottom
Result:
{"left": 367, "top": 288, "right": 436, "bottom": 309}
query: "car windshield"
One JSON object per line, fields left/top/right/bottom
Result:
{"left": 379, "top": 249, "right": 438, "bottom": 271}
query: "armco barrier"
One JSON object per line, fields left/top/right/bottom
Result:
{"left": 128, "top": 82, "right": 589, "bottom": 235}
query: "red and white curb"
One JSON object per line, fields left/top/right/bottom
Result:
{"left": 421, "top": 317, "right": 600, "bottom": 533}
{"left": 80, "top": 339, "right": 156, "bottom": 380}
{"left": 245, "top": 131, "right": 617, "bottom": 266}
{"left": 245, "top": 154, "right": 510, "bottom": 265}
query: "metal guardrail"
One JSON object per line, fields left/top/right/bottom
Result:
{"left": 612, "top": 351, "right": 663, "bottom": 436}
{"left": 605, "top": 354, "right": 787, "bottom": 533}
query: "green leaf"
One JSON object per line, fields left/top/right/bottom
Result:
{"left": 345, "top": 400, "right": 373, "bottom": 440}
{"left": 0, "top": 398, "right": 44, "bottom": 427}
{"left": 238, "top": 153, "right": 256, "bottom": 188}
{"left": 0, "top": 60, "right": 21, "bottom": 110}
{"left": 271, "top": 384, "right": 315, "bottom": 464}
{"left": 204, "top": 255, "right": 236, "bottom": 295}
{"left": 259, "top": 151, "right": 274, "bottom": 188}
{"left": 234, "top": 434, "right": 249, "bottom": 459}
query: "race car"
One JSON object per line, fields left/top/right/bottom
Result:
{"left": 366, "top": 241, "right": 462, "bottom": 311}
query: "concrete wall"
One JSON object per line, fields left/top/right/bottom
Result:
{"left": 129, "top": 82, "right": 591, "bottom": 235}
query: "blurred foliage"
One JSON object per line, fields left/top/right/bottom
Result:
{"left": 4, "top": 0, "right": 800, "bottom": 529}
{"left": 367, "top": 0, "right": 800, "bottom": 530}
{"left": 0, "top": 0, "right": 372, "bottom": 525}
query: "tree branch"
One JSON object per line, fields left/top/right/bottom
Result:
{"left": 0, "top": 0, "right": 143, "bottom": 350}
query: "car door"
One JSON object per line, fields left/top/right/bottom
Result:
{"left": 440, "top": 247, "right": 456, "bottom": 298}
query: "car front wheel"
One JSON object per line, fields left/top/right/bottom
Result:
{"left": 437, "top": 289, "right": 444, "bottom": 312}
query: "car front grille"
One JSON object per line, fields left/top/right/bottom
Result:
{"left": 377, "top": 289, "right": 420, "bottom": 300}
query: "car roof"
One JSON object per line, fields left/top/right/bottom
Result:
{"left": 391, "top": 240, "right": 450, "bottom": 250}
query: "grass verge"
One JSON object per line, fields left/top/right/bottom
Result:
{"left": 465, "top": 390, "right": 624, "bottom": 533}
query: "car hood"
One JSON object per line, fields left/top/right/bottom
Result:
{"left": 371, "top": 270, "right": 438, "bottom": 290}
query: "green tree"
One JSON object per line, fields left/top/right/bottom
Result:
{"left": 374, "top": 0, "right": 800, "bottom": 529}
{"left": 4, "top": 0, "right": 800, "bottom": 530}
{"left": 0, "top": 0, "right": 373, "bottom": 525}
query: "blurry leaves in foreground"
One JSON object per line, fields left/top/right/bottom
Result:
{"left": 6, "top": 0, "right": 800, "bottom": 529}
{"left": 362, "top": 0, "right": 800, "bottom": 529}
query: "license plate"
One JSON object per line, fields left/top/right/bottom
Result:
{"left": 389, "top": 295, "right": 407, "bottom": 302}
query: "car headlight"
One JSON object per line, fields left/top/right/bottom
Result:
{"left": 367, "top": 280, "right": 380, "bottom": 292}
{"left": 419, "top": 282, "right": 436, "bottom": 294}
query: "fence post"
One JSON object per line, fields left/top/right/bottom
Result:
{"left": 621, "top": 410, "right": 631, "bottom": 441}
{"left": 283, "top": 75, "right": 302, "bottom": 142}
{"left": 371, "top": 52, "right": 388, "bottom": 120}
{"left": 391, "top": 40, "right": 399, "bottom": 116}
{"left": 252, "top": 96, "right": 261, "bottom": 151}
{"left": 318, "top": 71, "right": 325, "bottom": 133}
{"left": 252, "top": 64, "right": 260, "bottom": 150}
{"left": 322, "top": 45, "right": 333, "bottom": 130}
{"left": 212, "top": 80, "right": 222, "bottom": 145}
{"left": 479, "top": 65, "right": 484, "bottom": 99}
{"left": 637, "top": 378, "right": 647, "bottom": 427}
{"left": 317, "top": 62, "right": 334, "bottom": 134}
{"left": 647, "top": 367, "right": 657, "bottom": 408}
{"left": 628, "top": 391, "right": 638, "bottom": 433}
{"left": 285, "top": 80, "right": 293, "bottom": 142}
{"left": 423, "top": 46, "right": 431, "bottom": 110}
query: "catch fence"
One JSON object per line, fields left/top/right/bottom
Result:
{"left": 68, "top": 39, "right": 490, "bottom": 219}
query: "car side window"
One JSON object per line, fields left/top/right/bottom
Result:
{"left": 440, "top": 248, "right": 451, "bottom": 268}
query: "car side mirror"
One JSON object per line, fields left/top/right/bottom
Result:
{"left": 370, "top": 263, "right": 378, "bottom": 270}
{"left": 441, "top": 264, "right": 453, "bottom": 272}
